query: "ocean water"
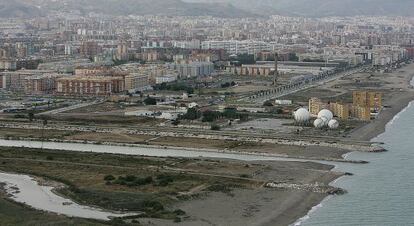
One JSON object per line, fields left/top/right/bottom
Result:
{"left": 300, "top": 101, "right": 414, "bottom": 226}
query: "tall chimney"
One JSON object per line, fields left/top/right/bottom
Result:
{"left": 274, "top": 52, "right": 279, "bottom": 76}
{"left": 274, "top": 52, "right": 279, "bottom": 85}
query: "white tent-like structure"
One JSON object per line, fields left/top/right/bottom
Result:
{"left": 313, "top": 118, "right": 325, "bottom": 128}
{"left": 328, "top": 119, "right": 340, "bottom": 129}
{"left": 294, "top": 108, "right": 311, "bottom": 124}
{"left": 317, "top": 109, "right": 333, "bottom": 121}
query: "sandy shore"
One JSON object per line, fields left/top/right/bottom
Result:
{"left": 141, "top": 161, "right": 342, "bottom": 226}
{"left": 350, "top": 62, "right": 414, "bottom": 141}
{"left": 287, "top": 64, "right": 414, "bottom": 226}
{"left": 350, "top": 90, "right": 414, "bottom": 141}
{"left": 250, "top": 64, "right": 414, "bottom": 226}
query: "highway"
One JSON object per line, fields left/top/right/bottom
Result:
{"left": 240, "top": 65, "right": 369, "bottom": 104}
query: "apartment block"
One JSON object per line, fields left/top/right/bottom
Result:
{"left": 350, "top": 105, "right": 371, "bottom": 121}
{"left": 309, "top": 97, "right": 324, "bottom": 116}
{"left": 0, "top": 70, "right": 55, "bottom": 92}
{"left": 167, "top": 61, "right": 214, "bottom": 78}
{"left": 353, "top": 91, "right": 382, "bottom": 111}
{"left": 24, "top": 73, "right": 65, "bottom": 95}
{"left": 56, "top": 76, "right": 125, "bottom": 96}
{"left": 330, "top": 102, "right": 350, "bottom": 120}
{"left": 125, "top": 73, "right": 150, "bottom": 92}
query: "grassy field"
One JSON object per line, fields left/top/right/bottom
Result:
{"left": 0, "top": 127, "right": 76, "bottom": 140}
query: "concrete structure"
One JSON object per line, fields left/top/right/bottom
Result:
{"left": 125, "top": 73, "right": 150, "bottom": 92}
{"left": 155, "top": 74, "right": 177, "bottom": 84}
{"left": 330, "top": 102, "right": 350, "bottom": 120}
{"left": 116, "top": 42, "right": 129, "bottom": 61}
{"left": 75, "top": 67, "right": 112, "bottom": 76}
{"left": 201, "top": 40, "right": 271, "bottom": 55}
{"left": 56, "top": 76, "right": 125, "bottom": 96}
{"left": 0, "top": 70, "right": 55, "bottom": 92}
{"left": 80, "top": 41, "right": 102, "bottom": 58}
{"left": 353, "top": 91, "right": 382, "bottom": 111}
{"left": 24, "top": 73, "right": 66, "bottom": 95}
{"left": 238, "top": 64, "right": 275, "bottom": 76}
{"left": 350, "top": 105, "right": 371, "bottom": 121}
{"left": 309, "top": 97, "right": 324, "bottom": 116}
{"left": 167, "top": 61, "right": 214, "bottom": 78}
{"left": 0, "top": 59, "right": 17, "bottom": 71}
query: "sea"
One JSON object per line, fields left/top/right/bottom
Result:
{"left": 299, "top": 100, "right": 414, "bottom": 226}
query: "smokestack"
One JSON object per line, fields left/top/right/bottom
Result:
{"left": 274, "top": 52, "right": 279, "bottom": 85}
{"left": 274, "top": 52, "right": 279, "bottom": 76}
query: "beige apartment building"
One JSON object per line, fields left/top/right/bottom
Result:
{"left": 56, "top": 76, "right": 125, "bottom": 96}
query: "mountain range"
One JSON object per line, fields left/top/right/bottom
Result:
{"left": 0, "top": 0, "right": 42, "bottom": 18}
{"left": 1, "top": 0, "right": 414, "bottom": 18}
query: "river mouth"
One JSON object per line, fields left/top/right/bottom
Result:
{"left": 0, "top": 171, "right": 139, "bottom": 221}
{"left": 0, "top": 138, "right": 351, "bottom": 165}
{"left": 0, "top": 138, "right": 352, "bottom": 222}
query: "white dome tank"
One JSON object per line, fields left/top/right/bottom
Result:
{"left": 318, "top": 109, "right": 333, "bottom": 121}
{"left": 328, "top": 119, "right": 339, "bottom": 129}
{"left": 313, "top": 118, "right": 324, "bottom": 128}
{"left": 294, "top": 108, "right": 310, "bottom": 123}
{"left": 320, "top": 116, "right": 329, "bottom": 126}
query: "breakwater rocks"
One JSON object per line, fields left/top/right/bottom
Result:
{"left": 265, "top": 182, "right": 346, "bottom": 195}
{"left": 369, "top": 146, "right": 387, "bottom": 152}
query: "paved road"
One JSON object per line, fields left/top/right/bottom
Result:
{"left": 240, "top": 66, "right": 368, "bottom": 104}
{"left": 38, "top": 100, "right": 104, "bottom": 115}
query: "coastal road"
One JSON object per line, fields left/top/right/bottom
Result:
{"left": 240, "top": 66, "right": 368, "bottom": 104}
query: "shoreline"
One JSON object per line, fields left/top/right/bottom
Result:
{"left": 291, "top": 85, "right": 414, "bottom": 225}
{"left": 350, "top": 91, "right": 414, "bottom": 142}
{"left": 0, "top": 171, "right": 141, "bottom": 220}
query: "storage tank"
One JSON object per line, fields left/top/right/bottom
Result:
{"left": 313, "top": 118, "right": 324, "bottom": 128}
{"left": 328, "top": 119, "right": 339, "bottom": 129}
{"left": 320, "top": 116, "right": 329, "bottom": 126}
{"left": 318, "top": 109, "right": 333, "bottom": 121}
{"left": 294, "top": 108, "right": 310, "bottom": 123}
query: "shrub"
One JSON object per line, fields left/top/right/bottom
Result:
{"left": 144, "top": 97, "right": 157, "bottom": 105}
{"left": 202, "top": 110, "right": 221, "bottom": 122}
{"left": 180, "top": 108, "right": 201, "bottom": 120}
{"left": 211, "top": 124, "right": 221, "bottom": 131}
{"left": 156, "top": 174, "right": 175, "bottom": 186}
{"left": 104, "top": 175, "right": 115, "bottom": 181}
{"left": 143, "top": 200, "right": 164, "bottom": 211}
{"left": 46, "top": 156, "right": 54, "bottom": 161}
{"left": 173, "top": 209, "right": 186, "bottom": 216}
